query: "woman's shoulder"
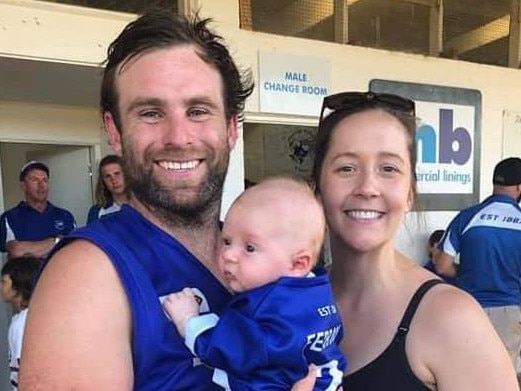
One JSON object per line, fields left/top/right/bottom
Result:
{"left": 412, "top": 279, "right": 486, "bottom": 336}
{"left": 408, "top": 280, "right": 517, "bottom": 389}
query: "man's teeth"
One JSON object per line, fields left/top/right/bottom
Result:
{"left": 159, "top": 160, "right": 198, "bottom": 170}
{"left": 347, "top": 210, "right": 382, "bottom": 219}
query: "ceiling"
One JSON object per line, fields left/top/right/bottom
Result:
{"left": 0, "top": 56, "right": 102, "bottom": 107}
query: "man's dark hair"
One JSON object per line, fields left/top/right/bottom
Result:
{"left": 1, "top": 256, "right": 42, "bottom": 308}
{"left": 100, "top": 10, "right": 254, "bottom": 131}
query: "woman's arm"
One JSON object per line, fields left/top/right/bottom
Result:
{"left": 415, "top": 285, "right": 518, "bottom": 391}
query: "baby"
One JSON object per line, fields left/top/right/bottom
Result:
{"left": 164, "top": 176, "right": 346, "bottom": 390}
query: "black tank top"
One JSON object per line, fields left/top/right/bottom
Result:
{"left": 343, "top": 279, "right": 444, "bottom": 390}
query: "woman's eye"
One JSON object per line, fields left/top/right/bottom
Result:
{"left": 245, "top": 244, "right": 256, "bottom": 253}
{"left": 338, "top": 165, "right": 355, "bottom": 173}
{"left": 382, "top": 165, "right": 399, "bottom": 173}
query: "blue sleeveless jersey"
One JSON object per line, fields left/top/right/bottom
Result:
{"left": 53, "top": 205, "right": 231, "bottom": 390}
{"left": 440, "top": 194, "right": 521, "bottom": 307}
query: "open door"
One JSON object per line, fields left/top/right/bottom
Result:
{"left": 28, "top": 146, "right": 93, "bottom": 226}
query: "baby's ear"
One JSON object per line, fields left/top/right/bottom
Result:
{"left": 291, "top": 250, "right": 313, "bottom": 275}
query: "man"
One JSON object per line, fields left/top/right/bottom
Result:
{"left": 0, "top": 161, "right": 76, "bottom": 260}
{"left": 436, "top": 157, "right": 521, "bottom": 369}
{"left": 19, "top": 11, "right": 257, "bottom": 391}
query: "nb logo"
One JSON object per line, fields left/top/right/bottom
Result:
{"left": 417, "top": 108, "right": 472, "bottom": 165}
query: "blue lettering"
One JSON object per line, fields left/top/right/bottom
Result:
{"left": 285, "top": 72, "right": 307, "bottom": 82}
{"left": 416, "top": 108, "right": 473, "bottom": 166}
{"left": 263, "top": 81, "right": 300, "bottom": 93}
{"left": 416, "top": 124, "right": 437, "bottom": 163}
{"left": 302, "top": 85, "right": 328, "bottom": 96}
{"left": 439, "top": 109, "right": 472, "bottom": 165}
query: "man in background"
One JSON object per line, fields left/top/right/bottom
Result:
{"left": 436, "top": 157, "right": 521, "bottom": 370}
{"left": 0, "top": 161, "right": 76, "bottom": 260}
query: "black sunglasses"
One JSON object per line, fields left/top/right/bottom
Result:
{"left": 319, "top": 91, "right": 415, "bottom": 123}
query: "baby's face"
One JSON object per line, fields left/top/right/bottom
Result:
{"left": 218, "top": 202, "right": 295, "bottom": 293}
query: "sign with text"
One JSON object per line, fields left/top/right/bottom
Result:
{"left": 416, "top": 101, "right": 475, "bottom": 194}
{"left": 370, "top": 79, "right": 481, "bottom": 211}
{"left": 258, "top": 52, "right": 330, "bottom": 116}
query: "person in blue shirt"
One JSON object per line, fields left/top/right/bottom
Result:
{"left": 164, "top": 176, "right": 346, "bottom": 390}
{"left": 86, "top": 154, "right": 129, "bottom": 225}
{"left": 0, "top": 161, "right": 76, "bottom": 260}
{"left": 437, "top": 157, "right": 521, "bottom": 370}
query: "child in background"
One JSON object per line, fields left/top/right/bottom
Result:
{"left": 0, "top": 256, "right": 41, "bottom": 390}
{"left": 423, "top": 229, "right": 456, "bottom": 284}
{"left": 164, "top": 176, "right": 346, "bottom": 390}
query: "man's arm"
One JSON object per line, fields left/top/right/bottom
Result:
{"left": 19, "top": 240, "right": 133, "bottom": 390}
{"left": 434, "top": 251, "right": 457, "bottom": 278}
{"left": 6, "top": 238, "right": 56, "bottom": 259}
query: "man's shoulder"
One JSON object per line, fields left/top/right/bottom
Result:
{"left": 1, "top": 202, "right": 27, "bottom": 219}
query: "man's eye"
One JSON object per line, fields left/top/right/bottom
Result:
{"left": 188, "top": 108, "right": 208, "bottom": 119}
{"left": 245, "top": 244, "right": 256, "bottom": 253}
{"left": 140, "top": 110, "right": 162, "bottom": 122}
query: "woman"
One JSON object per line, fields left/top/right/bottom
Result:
{"left": 310, "top": 91, "right": 517, "bottom": 390}
{"left": 86, "top": 154, "right": 128, "bottom": 225}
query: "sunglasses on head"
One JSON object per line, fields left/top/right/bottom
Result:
{"left": 319, "top": 91, "right": 416, "bottom": 122}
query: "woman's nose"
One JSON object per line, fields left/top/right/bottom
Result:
{"left": 354, "top": 170, "right": 380, "bottom": 198}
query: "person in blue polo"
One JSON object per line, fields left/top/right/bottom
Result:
{"left": 436, "top": 157, "right": 521, "bottom": 371}
{"left": 0, "top": 161, "right": 76, "bottom": 260}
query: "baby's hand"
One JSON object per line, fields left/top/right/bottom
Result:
{"left": 163, "top": 288, "right": 200, "bottom": 337}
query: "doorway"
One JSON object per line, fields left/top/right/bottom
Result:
{"left": 0, "top": 142, "right": 94, "bottom": 226}
{"left": 0, "top": 142, "right": 94, "bottom": 390}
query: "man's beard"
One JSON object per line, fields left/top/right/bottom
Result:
{"left": 121, "top": 142, "right": 230, "bottom": 228}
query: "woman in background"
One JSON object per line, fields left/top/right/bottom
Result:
{"left": 86, "top": 154, "right": 128, "bottom": 225}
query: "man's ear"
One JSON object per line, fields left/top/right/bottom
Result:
{"left": 104, "top": 112, "right": 122, "bottom": 155}
{"left": 291, "top": 250, "right": 313, "bottom": 275}
{"left": 227, "top": 115, "right": 239, "bottom": 150}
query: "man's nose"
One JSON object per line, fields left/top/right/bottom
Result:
{"left": 162, "top": 115, "right": 193, "bottom": 147}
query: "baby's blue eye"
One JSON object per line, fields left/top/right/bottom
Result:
{"left": 245, "top": 244, "right": 256, "bottom": 253}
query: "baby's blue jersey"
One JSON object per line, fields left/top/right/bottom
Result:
{"left": 52, "top": 205, "right": 231, "bottom": 390}
{"left": 440, "top": 194, "right": 521, "bottom": 307}
{"left": 187, "top": 269, "right": 346, "bottom": 390}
